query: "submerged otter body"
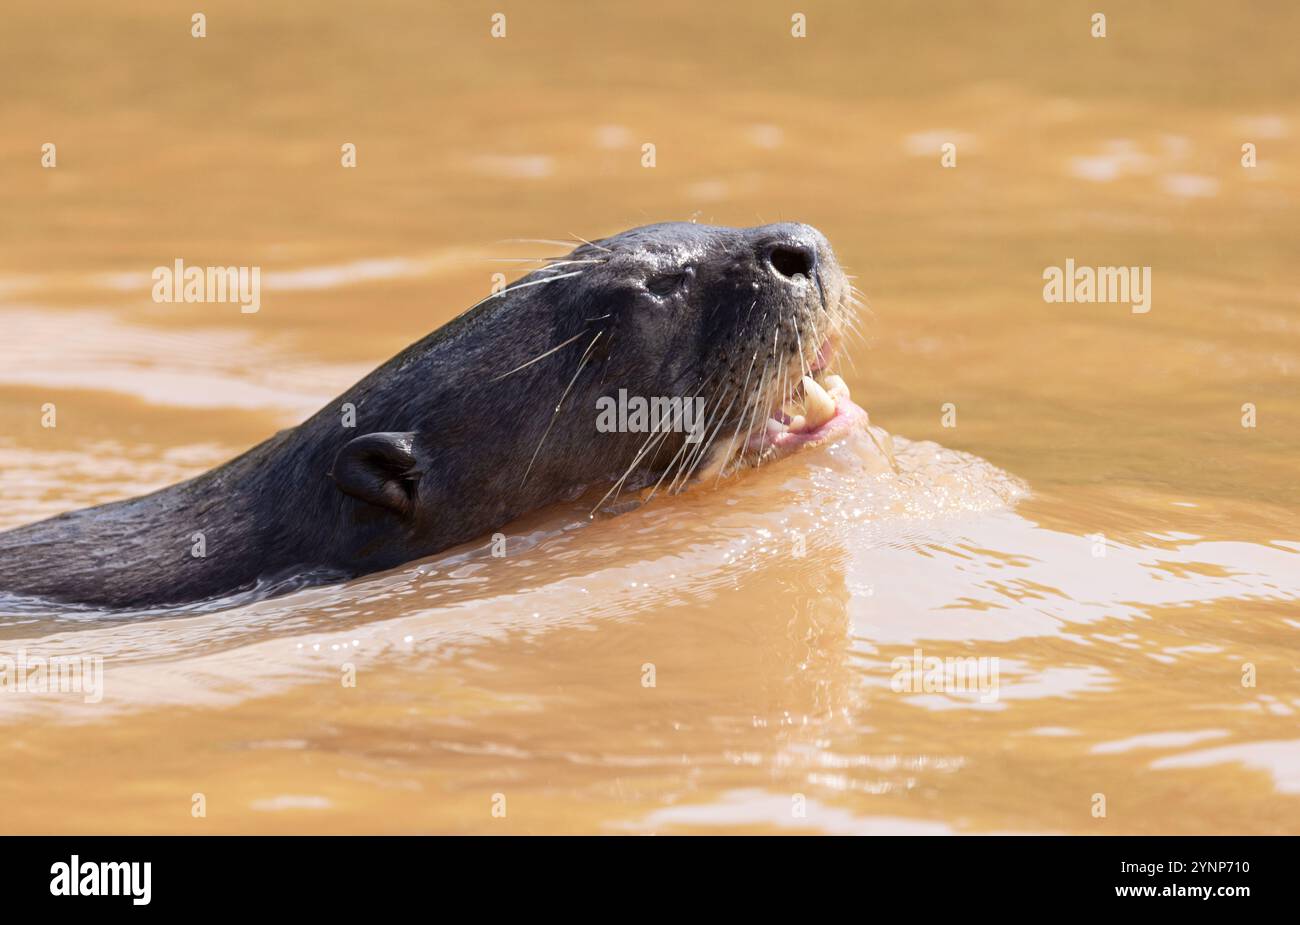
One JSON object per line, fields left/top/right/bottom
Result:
{"left": 0, "top": 222, "right": 866, "bottom": 610}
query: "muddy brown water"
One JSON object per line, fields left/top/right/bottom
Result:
{"left": 1, "top": 1, "right": 1297, "bottom": 833}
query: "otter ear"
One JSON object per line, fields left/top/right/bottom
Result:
{"left": 330, "top": 431, "right": 423, "bottom": 516}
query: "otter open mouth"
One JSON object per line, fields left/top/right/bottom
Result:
{"left": 748, "top": 370, "right": 869, "bottom": 459}
{"left": 723, "top": 331, "right": 873, "bottom": 473}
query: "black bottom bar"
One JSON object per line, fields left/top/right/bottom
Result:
{"left": 0, "top": 834, "right": 1284, "bottom": 911}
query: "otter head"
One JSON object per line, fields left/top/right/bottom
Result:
{"left": 329, "top": 222, "right": 865, "bottom": 559}
{"left": 548, "top": 221, "right": 864, "bottom": 496}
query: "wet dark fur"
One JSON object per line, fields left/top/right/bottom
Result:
{"left": 0, "top": 222, "right": 846, "bottom": 609}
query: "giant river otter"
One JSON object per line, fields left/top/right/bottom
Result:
{"left": 0, "top": 222, "right": 868, "bottom": 609}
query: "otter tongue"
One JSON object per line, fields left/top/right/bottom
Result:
{"left": 800, "top": 376, "right": 837, "bottom": 429}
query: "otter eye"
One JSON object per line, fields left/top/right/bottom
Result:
{"left": 645, "top": 270, "right": 688, "bottom": 297}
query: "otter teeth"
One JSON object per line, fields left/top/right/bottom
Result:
{"left": 761, "top": 374, "right": 850, "bottom": 441}
{"left": 800, "top": 376, "right": 837, "bottom": 429}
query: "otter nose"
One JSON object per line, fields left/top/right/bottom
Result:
{"left": 757, "top": 224, "right": 822, "bottom": 282}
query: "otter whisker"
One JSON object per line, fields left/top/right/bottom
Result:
{"left": 466, "top": 269, "right": 589, "bottom": 321}
{"left": 594, "top": 425, "right": 672, "bottom": 513}
{"left": 794, "top": 321, "right": 811, "bottom": 384}
{"left": 847, "top": 283, "right": 872, "bottom": 316}
{"left": 733, "top": 312, "right": 775, "bottom": 454}
{"left": 713, "top": 347, "right": 762, "bottom": 485}
{"left": 596, "top": 369, "right": 724, "bottom": 510}
{"left": 567, "top": 234, "right": 612, "bottom": 253}
{"left": 521, "top": 332, "right": 603, "bottom": 486}
{"left": 741, "top": 362, "right": 776, "bottom": 461}
{"left": 774, "top": 364, "right": 791, "bottom": 455}
{"left": 644, "top": 371, "right": 724, "bottom": 500}
{"left": 498, "top": 238, "right": 595, "bottom": 251}
{"left": 490, "top": 328, "right": 592, "bottom": 382}
{"left": 814, "top": 266, "right": 830, "bottom": 318}
{"left": 820, "top": 302, "right": 861, "bottom": 376}
{"left": 842, "top": 299, "right": 867, "bottom": 334}
{"left": 754, "top": 371, "right": 779, "bottom": 459}
{"left": 738, "top": 324, "right": 774, "bottom": 452}
{"left": 672, "top": 385, "right": 740, "bottom": 492}
{"left": 767, "top": 355, "right": 790, "bottom": 445}
{"left": 839, "top": 305, "right": 869, "bottom": 367}
{"left": 488, "top": 257, "right": 607, "bottom": 266}
{"left": 756, "top": 324, "right": 786, "bottom": 458}
{"left": 666, "top": 377, "right": 731, "bottom": 493}
{"left": 647, "top": 425, "right": 698, "bottom": 500}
